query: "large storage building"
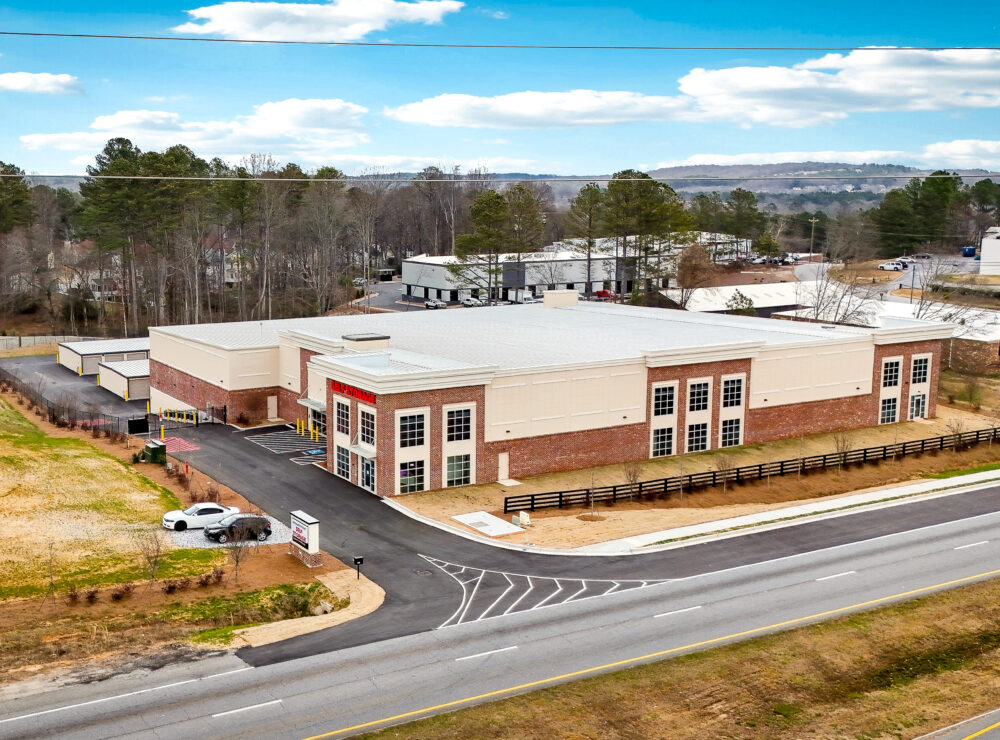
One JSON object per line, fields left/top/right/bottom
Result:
{"left": 149, "top": 291, "right": 950, "bottom": 496}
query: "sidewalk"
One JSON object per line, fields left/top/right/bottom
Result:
{"left": 384, "top": 468, "right": 1000, "bottom": 557}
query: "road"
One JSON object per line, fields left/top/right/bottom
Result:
{"left": 3, "top": 505, "right": 1000, "bottom": 738}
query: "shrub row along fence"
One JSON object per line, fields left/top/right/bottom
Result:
{"left": 503, "top": 427, "right": 1000, "bottom": 513}
{"left": 0, "top": 366, "right": 223, "bottom": 436}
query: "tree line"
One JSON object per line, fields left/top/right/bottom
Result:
{"left": 1, "top": 139, "right": 998, "bottom": 335}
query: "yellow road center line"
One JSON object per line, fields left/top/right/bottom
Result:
{"left": 962, "top": 718, "right": 1000, "bottom": 739}
{"left": 301, "top": 567, "right": 1000, "bottom": 740}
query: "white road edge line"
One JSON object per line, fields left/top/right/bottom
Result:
{"left": 455, "top": 646, "right": 518, "bottom": 662}
{"left": 816, "top": 570, "right": 856, "bottom": 582}
{"left": 0, "top": 667, "right": 252, "bottom": 725}
{"left": 955, "top": 540, "right": 989, "bottom": 550}
{"left": 654, "top": 605, "right": 703, "bottom": 619}
{"left": 456, "top": 570, "right": 486, "bottom": 625}
{"left": 211, "top": 699, "right": 282, "bottom": 718}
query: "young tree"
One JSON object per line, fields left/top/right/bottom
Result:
{"left": 725, "top": 289, "right": 756, "bottom": 316}
{"left": 675, "top": 244, "right": 715, "bottom": 308}
{"left": 503, "top": 183, "right": 545, "bottom": 258}
{"left": 566, "top": 182, "right": 605, "bottom": 292}
{"left": 448, "top": 190, "right": 508, "bottom": 300}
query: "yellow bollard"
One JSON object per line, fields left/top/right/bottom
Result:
{"left": 78, "top": 366, "right": 82, "bottom": 376}
{"left": 124, "top": 389, "right": 128, "bottom": 401}
{"left": 146, "top": 401, "right": 150, "bottom": 414}
{"left": 160, "top": 425, "right": 164, "bottom": 440}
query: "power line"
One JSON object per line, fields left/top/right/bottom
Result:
{"left": 3, "top": 173, "right": 995, "bottom": 184}
{"left": 0, "top": 30, "right": 997, "bottom": 51}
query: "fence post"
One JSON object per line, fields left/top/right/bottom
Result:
{"left": 558, "top": 491, "right": 563, "bottom": 509}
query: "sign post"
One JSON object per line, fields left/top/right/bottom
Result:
{"left": 353, "top": 555, "right": 364, "bottom": 580}
{"left": 289, "top": 510, "right": 321, "bottom": 567}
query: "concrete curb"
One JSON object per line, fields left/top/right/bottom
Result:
{"left": 383, "top": 469, "right": 1000, "bottom": 557}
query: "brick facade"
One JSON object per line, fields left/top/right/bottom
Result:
{"left": 150, "top": 359, "right": 281, "bottom": 424}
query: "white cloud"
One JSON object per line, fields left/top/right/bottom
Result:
{"left": 916, "top": 139, "right": 1000, "bottom": 169}
{"left": 0, "top": 72, "right": 79, "bottom": 94}
{"left": 386, "top": 90, "right": 690, "bottom": 128}
{"left": 679, "top": 48, "right": 1000, "bottom": 127}
{"left": 491, "top": 10, "right": 508, "bottom": 19}
{"left": 387, "top": 48, "right": 1000, "bottom": 129}
{"left": 325, "top": 154, "right": 536, "bottom": 173}
{"left": 20, "top": 98, "right": 370, "bottom": 163}
{"left": 173, "top": 0, "right": 464, "bottom": 42}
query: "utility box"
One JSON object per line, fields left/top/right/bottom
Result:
{"left": 143, "top": 439, "right": 167, "bottom": 465}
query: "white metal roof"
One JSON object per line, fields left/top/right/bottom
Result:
{"left": 665, "top": 281, "right": 812, "bottom": 312}
{"left": 98, "top": 359, "right": 150, "bottom": 378}
{"left": 404, "top": 249, "right": 612, "bottom": 266}
{"left": 152, "top": 301, "right": 892, "bottom": 372}
{"left": 59, "top": 337, "right": 150, "bottom": 356}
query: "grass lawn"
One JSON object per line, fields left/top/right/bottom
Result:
{"left": 362, "top": 577, "right": 1000, "bottom": 740}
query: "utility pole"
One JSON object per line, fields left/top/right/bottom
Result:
{"left": 808, "top": 217, "right": 820, "bottom": 259}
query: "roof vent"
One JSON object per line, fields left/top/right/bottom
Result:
{"left": 820, "top": 325, "right": 837, "bottom": 329}
{"left": 342, "top": 333, "right": 390, "bottom": 351}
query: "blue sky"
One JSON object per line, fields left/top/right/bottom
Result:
{"left": 2, "top": 0, "right": 999, "bottom": 176}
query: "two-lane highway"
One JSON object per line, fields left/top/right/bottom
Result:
{"left": 3, "top": 508, "right": 1000, "bottom": 738}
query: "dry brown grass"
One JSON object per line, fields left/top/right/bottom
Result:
{"left": 362, "top": 577, "right": 1000, "bottom": 740}
{"left": 830, "top": 260, "right": 899, "bottom": 284}
{"left": 0, "top": 342, "right": 58, "bottom": 358}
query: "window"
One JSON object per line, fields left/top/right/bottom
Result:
{"left": 335, "top": 402, "right": 349, "bottom": 435}
{"left": 446, "top": 454, "right": 471, "bottom": 487}
{"left": 882, "top": 360, "right": 900, "bottom": 388}
{"left": 687, "top": 422, "right": 708, "bottom": 452}
{"left": 653, "top": 386, "right": 675, "bottom": 417}
{"left": 310, "top": 409, "right": 326, "bottom": 436}
{"left": 360, "top": 409, "right": 375, "bottom": 446}
{"left": 689, "top": 382, "right": 709, "bottom": 412}
{"left": 880, "top": 397, "right": 898, "bottom": 424}
{"left": 721, "top": 419, "right": 742, "bottom": 448}
{"left": 652, "top": 427, "right": 673, "bottom": 457}
{"left": 399, "top": 414, "right": 424, "bottom": 448}
{"left": 909, "top": 394, "right": 927, "bottom": 420}
{"left": 399, "top": 460, "right": 425, "bottom": 493}
{"left": 447, "top": 408, "right": 471, "bottom": 442}
{"left": 722, "top": 378, "right": 743, "bottom": 408}
{"left": 912, "top": 357, "right": 929, "bottom": 385}
{"left": 335, "top": 446, "right": 350, "bottom": 478}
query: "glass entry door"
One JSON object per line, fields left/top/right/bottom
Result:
{"left": 361, "top": 458, "right": 375, "bottom": 493}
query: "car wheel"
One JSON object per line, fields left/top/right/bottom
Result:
{"left": 174, "top": 521, "right": 187, "bottom": 532}
{"left": 257, "top": 531, "right": 269, "bottom": 542}
{"left": 217, "top": 533, "right": 228, "bottom": 544}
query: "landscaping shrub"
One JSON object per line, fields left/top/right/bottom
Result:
{"left": 111, "top": 583, "right": 135, "bottom": 602}
{"left": 66, "top": 585, "right": 80, "bottom": 604}
{"left": 84, "top": 588, "right": 99, "bottom": 603}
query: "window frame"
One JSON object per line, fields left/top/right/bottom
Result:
{"left": 652, "top": 427, "right": 673, "bottom": 457}
{"left": 909, "top": 393, "right": 927, "bottom": 420}
{"left": 687, "top": 422, "right": 709, "bottom": 452}
{"left": 446, "top": 454, "right": 471, "bottom": 487}
{"left": 335, "top": 445, "right": 350, "bottom": 478}
{"left": 398, "top": 413, "right": 425, "bottom": 448}
{"left": 688, "top": 382, "right": 710, "bottom": 413}
{"left": 335, "top": 401, "right": 349, "bottom": 435}
{"left": 911, "top": 357, "right": 929, "bottom": 385}
{"left": 882, "top": 359, "right": 901, "bottom": 388}
{"left": 880, "top": 397, "right": 898, "bottom": 424}
{"left": 722, "top": 378, "right": 743, "bottom": 409}
{"left": 721, "top": 418, "right": 742, "bottom": 448}
{"left": 399, "top": 460, "right": 425, "bottom": 493}
{"left": 653, "top": 385, "right": 676, "bottom": 417}
{"left": 446, "top": 408, "right": 472, "bottom": 442}
{"left": 359, "top": 408, "right": 375, "bottom": 447}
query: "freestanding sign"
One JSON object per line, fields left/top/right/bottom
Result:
{"left": 289, "top": 510, "right": 321, "bottom": 567}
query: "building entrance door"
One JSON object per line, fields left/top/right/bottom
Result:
{"left": 361, "top": 458, "right": 375, "bottom": 493}
{"left": 266, "top": 395, "right": 278, "bottom": 419}
{"left": 497, "top": 452, "right": 509, "bottom": 480}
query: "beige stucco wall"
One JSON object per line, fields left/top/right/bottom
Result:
{"left": 149, "top": 387, "right": 194, "bottom": 413}
{"left": 98, "top": 367, "right": 129, "bottom": 399}
{"left": 229, "top": 347, "right": 278, "bottom": 390}
{"left": 278, "top": 337, "right": 301, "bottom": 394}
{"left": 484, "top": 361, "right": 647, "bottom": 442}
{"left": 58, "top": 346, "right": 82, "bottom": 374}
{"left": 149, "top": 331, "right": 278, "bottom": 391}
{"left": 749, "top": 339, "right": 873, "bottom": 409}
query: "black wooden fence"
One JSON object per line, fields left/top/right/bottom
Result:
{"left": 503, "top": 427, "right": 1000, "bottom": 513}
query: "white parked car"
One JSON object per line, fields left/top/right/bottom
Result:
{"left": 162, "top": 502, "right": 240, "bottom": 531}
{"left": 896, "top": 256, "right": 916, "bottom": 265}
{"left": 750, "top": 256, "right": 769, "bottom": 264}
{"left": 424, "top": 298, "right": 447, "bottom": 309}
{"left": 460, "top": 296, "right": 484, "bottom": 307}
{"left": 352, "top": 277, "right": 367, "bottom": 286}
{"left": 877, "top": 261, "right": 903, "bottom": 271}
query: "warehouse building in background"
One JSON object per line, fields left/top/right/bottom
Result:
{"left": 149, "top": 291, "right": 950, "bottom": 496}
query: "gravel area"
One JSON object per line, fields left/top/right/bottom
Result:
{"left": 164, "top": 516, "right": 291, "bottom": 549}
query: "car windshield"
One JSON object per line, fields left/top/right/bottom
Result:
{"left": 217, "top": 514, "right": 241, "bottom": 526}
{"left": 182, "top": 505, "right": 204, "bottom": 515}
